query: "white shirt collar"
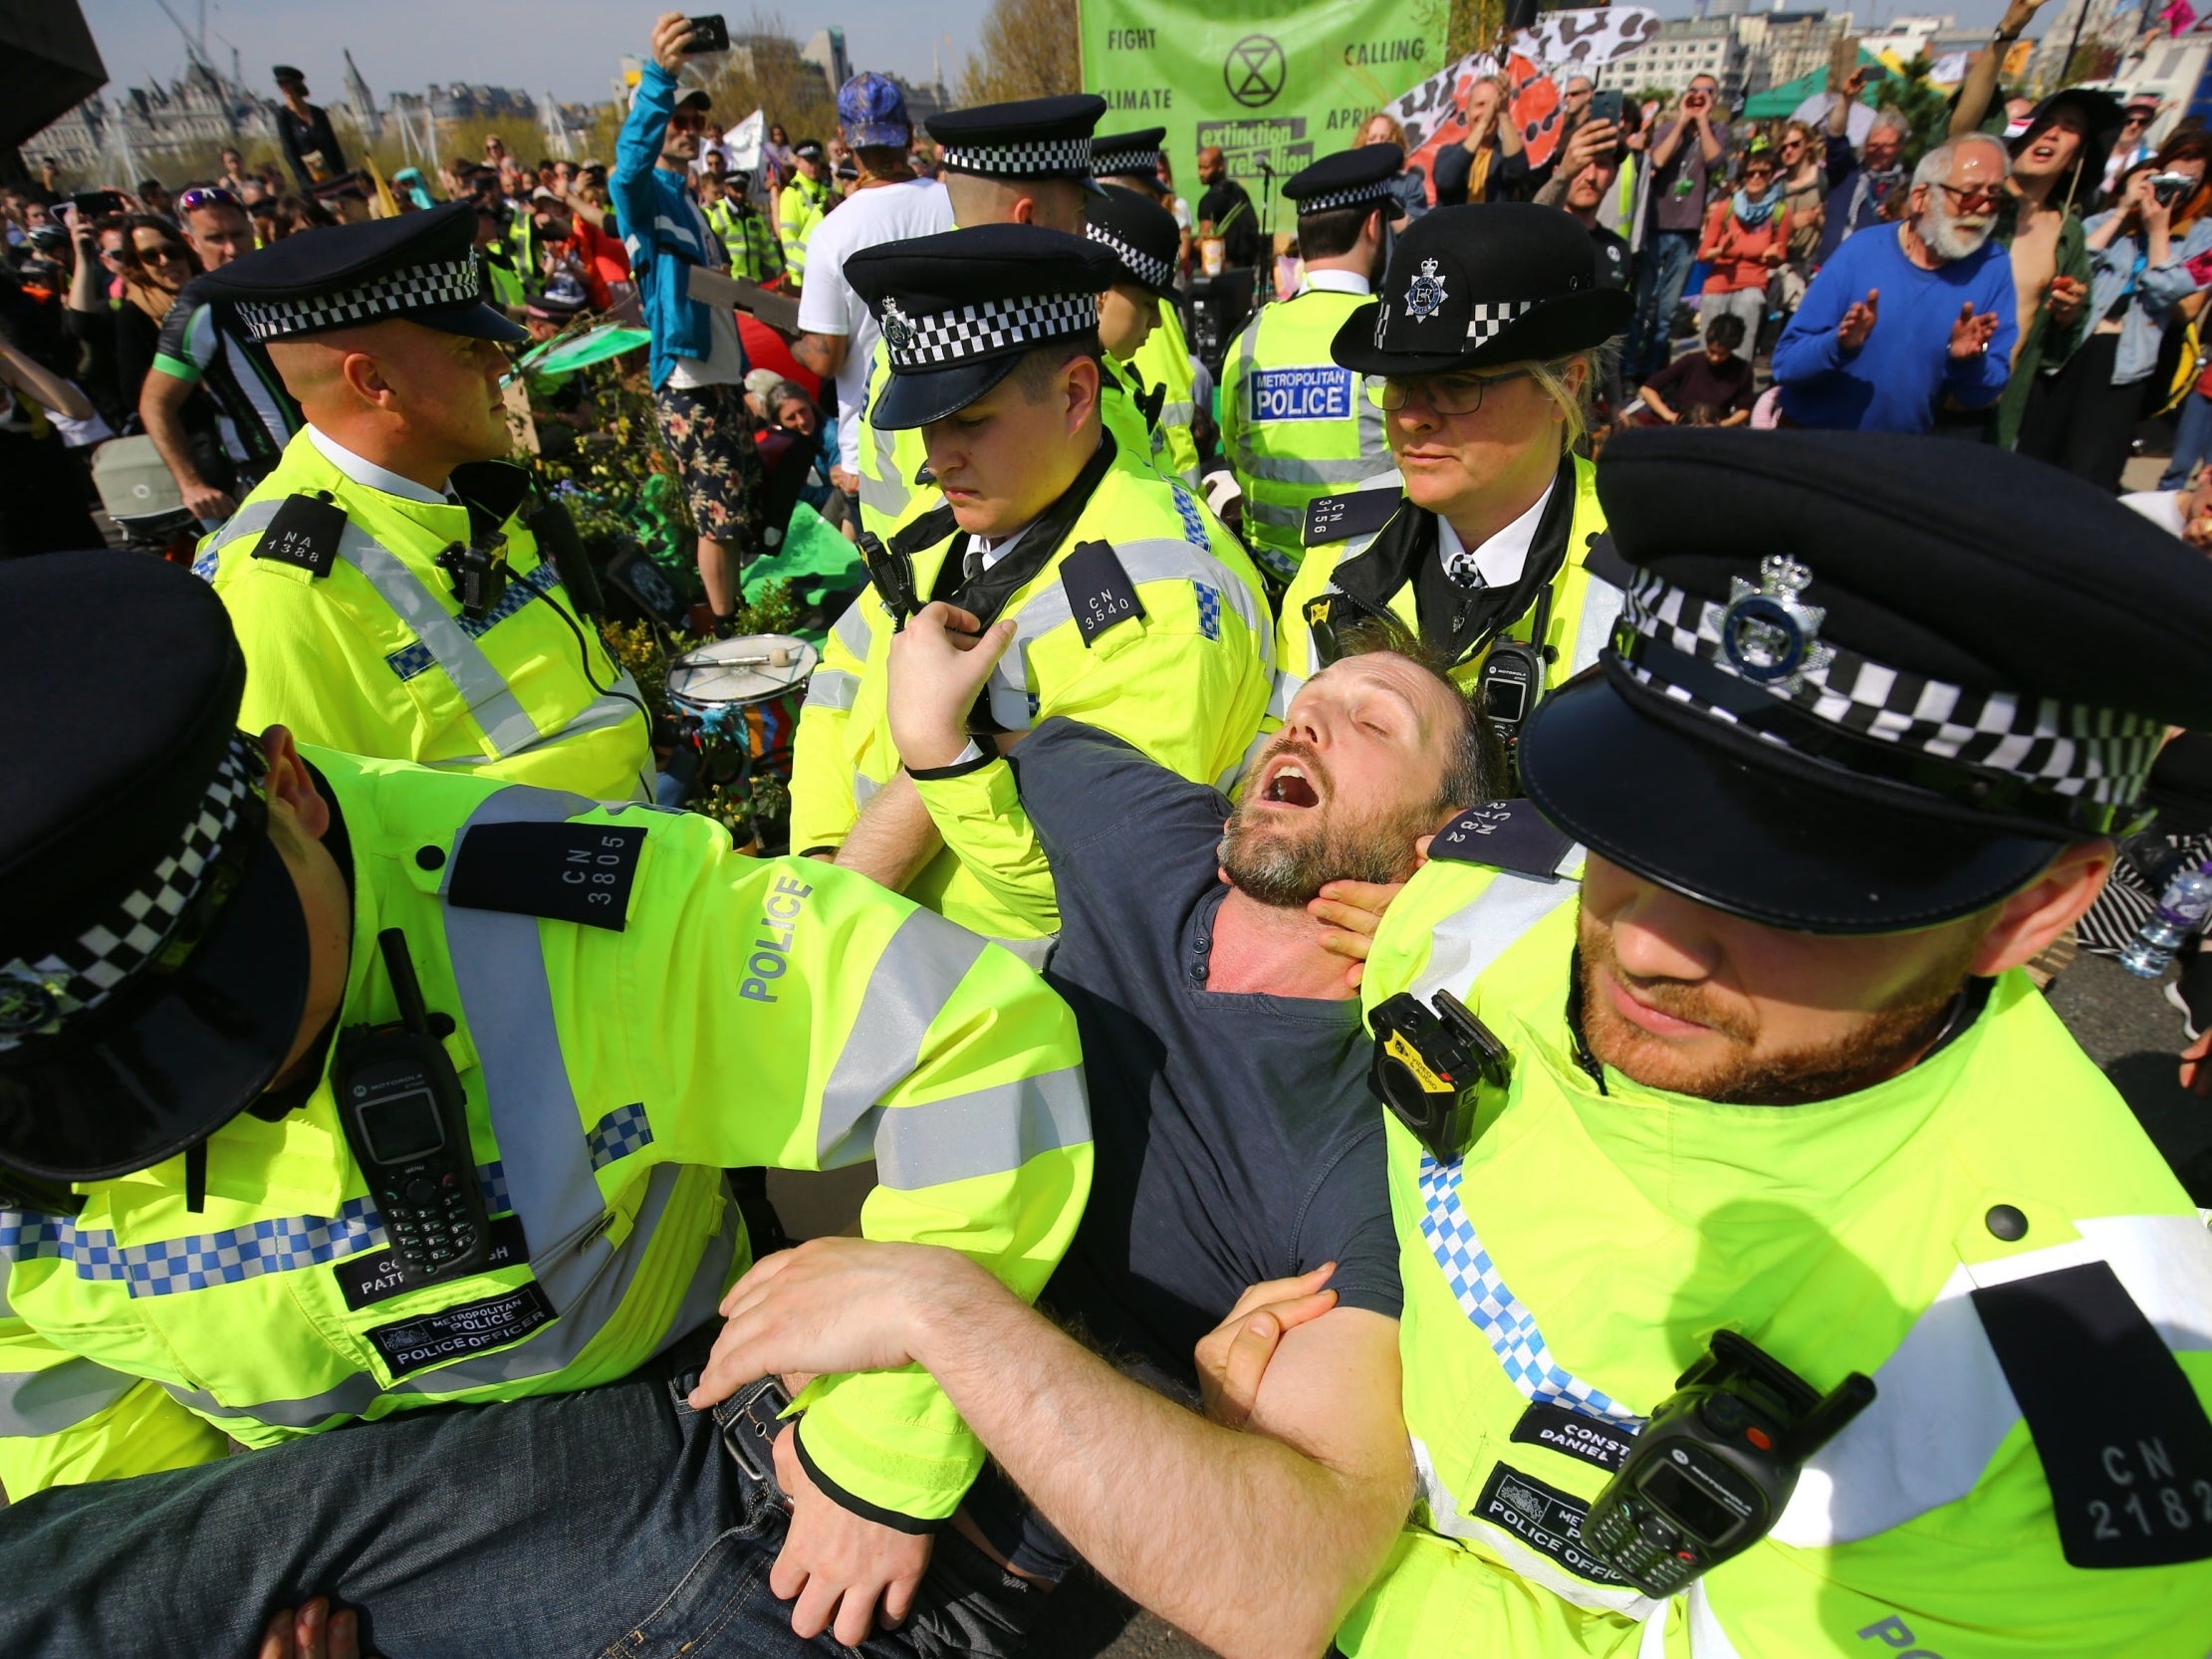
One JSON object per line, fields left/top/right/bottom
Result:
{"left": 1436, "top": 477, "right": 1556, "bottom": 590}
{"left": 307, "top": 424, "right": 451, "bottom": 506}
{"left": 965, "top": 520, "right": 1034, "bottom": 576}
{"left": 1302, "top": 266, "right": 1372, "bottom": 297}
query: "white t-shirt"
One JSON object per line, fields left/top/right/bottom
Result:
{"left": 795, "top": 177, "right": 955, "bottom": 470}
{"left": 668, "top": 190, "right": 748, "bottom": 390}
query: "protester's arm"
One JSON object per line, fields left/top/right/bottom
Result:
{"left": 1649, "top": 113, "right": 1688, "bottom": 170}
{"left": 65, "top": 221, "right": 105, "bottom": 315}
{"left": 1770, "top": 264, "right": 1860, "bottom": 384}
{"left": 1952, "top": 0, "right": 2045, "bottom": 137}
{"left": 1698, "top": 199, "right": 1729, "bottom": 263}
{"left": 699, "top": 1242, "right": 1412, "bottom": 1659}
{"left": 1696, "top": 113, "right": 1726, "bottom": 166}
{"left": 833, "top": 771, "right": 945, "bottom": 892}
{"left": 140, "top": 366, "right": 234, "bottom": 522}
{"left": 0, "top": 337, "right": 92, "bottom": 421}
{"left": 0, "top": 1313, "right": 229, "bottom": 1500}
{"left": 610, "top": 22, "right": 687, "bottom": 246}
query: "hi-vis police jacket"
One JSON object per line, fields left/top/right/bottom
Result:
{"left": 1131, "top": 300, "right": 1199, "bottom": 487}
{"left": 0, "top": 749, "right": 1091, "bottom": 1527}
{"left": 1342, "top": 844, "right": 2212, "bottom": 1657}
{"left": 791, "top": 433, "right": 1272, "bottom": 947}
{"left": 1218, "top": 282, "right": 1395, "bottom": 588}
{"left": 196, "top": 430, "right": 654, "bottom": 804}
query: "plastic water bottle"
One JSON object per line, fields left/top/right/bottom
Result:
{"left": 2119, "top": 861, "right": 2212, "bottom": 978}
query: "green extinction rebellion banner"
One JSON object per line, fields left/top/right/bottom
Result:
{"left": 1079, "top": 0, "right": 1448, "bottom": 209}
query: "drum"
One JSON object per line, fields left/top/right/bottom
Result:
{"left": 664, "top": 634, "right": 820, "bottom": 774}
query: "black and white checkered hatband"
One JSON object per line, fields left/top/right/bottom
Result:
{"left": 233, "top": 254, "right": 483, "bottom": 341}
{"left": 1085, "top": 222, "right": 1173, "bottom": 293}
{"left": 0, "top": 737, "right": 263, "bottom": 1053}
{"left": 1298, "top": 181, "right": 1395, "bottom": 214}
{"left": 1613, "top": 567, "right": 2164, "bottom": 834}
{"left": 877, "top": 291, "right": 1100, "bottom": 371}
{"left": 938, "top": 137, "right": 1093, "bottom": 178}
{"left": 1092, "top": 144, "right": 1164, "bottom": 178}
{"left": 1467, "top": 298, "right": 1535, "bottom": 348}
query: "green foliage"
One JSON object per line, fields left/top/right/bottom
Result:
{"left": 1873, "top": 54, "right": 1953, "bottom": 164}
{"left": 961, "top": 0, "right": 1081, "bottom": 105}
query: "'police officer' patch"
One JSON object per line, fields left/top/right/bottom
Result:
{"left": 1474, "top": 1462, "right": 1631, "bottom": 1586}
{"left": 1428, "top": 800, "right": 1576, "bottom": 881}
{"left": 1061, "top": 540, "right": 1145, "bottom": 647}
{"left": 1304, "top": 488, "right": 1402, "bottom": 549}
{"left": 365, "top": 1281, "right": 556, "bottom": 1378}
{"left": 251, "top": 493, "right": 349, "bottom": 579}
{"left": 1973, "top": 1260, "right": 2212, "bottom": 1568}
{"left": 447, "top": 821, "right": 646, "bottom": 931}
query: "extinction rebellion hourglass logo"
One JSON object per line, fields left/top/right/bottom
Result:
{"left": 1223, "top": 35, "right": 1286, "bottom": 109}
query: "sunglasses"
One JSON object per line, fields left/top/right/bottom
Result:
{"left": 175, "top": 186, "right": 242, "bottom": 213}
{"left": 1935, "top": 182, "right": 2004, "bottom": 211}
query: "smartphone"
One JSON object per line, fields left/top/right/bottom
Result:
{"left": 1860, "top": 63, "right": 1890, "bottom": 82}
{"left": 1590, "top": 88, "right": 1624, "bottom": 126}
{"left": 685, "top": 13, "right": 730, "bottom": 53}
{"left": 71, "top": 189, "right": 125, "bottom": 219}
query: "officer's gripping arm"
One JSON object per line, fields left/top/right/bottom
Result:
{"left": 633, "top": 825, "right": 1091, "bottom": 1525}
{"left": 0, "top": 1312, "right": 228, "bottom": 1498}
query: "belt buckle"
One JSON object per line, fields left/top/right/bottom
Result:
{"left": 715, "top": 1374, "right": 793, "bottom": 1508}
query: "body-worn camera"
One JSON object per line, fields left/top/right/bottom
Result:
{"left": 1367, "top": 988, "right": 1513, "bottom": 1161}
{"left": 1584, "top": 1331, "right": 1875, "bottom": 1596}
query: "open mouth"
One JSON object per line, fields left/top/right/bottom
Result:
{"left": 1257, "top": 754, "right": 1322, "bottom": 809}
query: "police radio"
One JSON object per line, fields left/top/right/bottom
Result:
{"left": 334, "top": 930, "right": 492, "bottom": 1288}
{"left": 1584, "top": 1331, "right": 1875, "bottom": 1596}
{"left": 1366, "top": 988, "right": 1512, "bottom": 1161}
{"left": 1477, "top": 582, "right": 1552, "bottom": 762}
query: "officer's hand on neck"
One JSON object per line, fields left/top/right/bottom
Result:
{"left": 259, "top": 726, "right": 356, "bottom": 1091}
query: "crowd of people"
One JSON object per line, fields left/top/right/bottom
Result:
{"left": 3, "top": 8, "right": 2212, "bottom": 1659}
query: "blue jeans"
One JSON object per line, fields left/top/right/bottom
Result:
{"left": 2163, "top": 387, "right": 2212, "bottom": 487}
{"left": 0, "top": 1327, "right": 1034, "bottom": 1659}
{"left": 1627, "top": 231, "right": 1696, "bottom": 382}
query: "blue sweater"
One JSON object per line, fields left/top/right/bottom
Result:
{"left": 611, "top": 62, "right": 727, "bottom": 390}
{"left": 1773, "top": 224, "right": 2017, "bottom": 432}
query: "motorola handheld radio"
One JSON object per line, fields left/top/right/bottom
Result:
{"left": 335, "top": 930, "right": 492, "bottom": 1288}
{"left": 1366, "top": 987, "right": 1513, "bottom": 1161}
{"left": 1584, "top": 1330, "right": 1876, "bottom": 1596}
{"left": 1477, "top": 581, "right": 1553, "bottom": 769}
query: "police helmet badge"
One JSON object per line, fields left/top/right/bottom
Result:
{"left": 880, "top": 297, "right": 916, "bottom": 355}
{"left": 1718, "top": 554, "right": 1832, "bottom": 691}
{"left": 1404, "top": 257, "right": 1447, "bottom": 323}
{"left": 0, "top": 968, "right": 62, "bottom": 1042}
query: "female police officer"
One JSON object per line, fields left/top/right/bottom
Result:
{"left": 1276, "top": 203, "right": 1629, "bottom": 780}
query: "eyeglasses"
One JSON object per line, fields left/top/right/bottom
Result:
{"left": 1935, "top": 181, "right": 2005, "bottom": 212}
{"left": 1375, "top": 367, "right": 1533, "bottom": 416}
{"left": 175, "top": 187, "right": 241, "bottom": 214}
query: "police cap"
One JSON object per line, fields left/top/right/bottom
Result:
{"left": 926, "top": 94, "right": 1108, "bottom": 189}
{"left": 847, "top": 224, "right": 1114, "bottom": 430}
{"left": 197, "top": 199, "right": 528, "bottom": 346}
{"left": 1332, "top": 202, "right": 1628, "bottom": 376}
{"left": 1091, "top": 126, "right": 1167, "bottom": 191}
{"left": 1085, "top": 184, "right": 1180, "bottom": 299}
{"left": 1519, "top": 429, "right": 2212, "bottom": 934}
{"left": 0, "top": 554, "right": 310, "bottom": 1181}
{"left": 1286, "top": 144, "right": 1406, "bottom": 220}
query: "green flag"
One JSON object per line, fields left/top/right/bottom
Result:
{"left": 1080, "top": 0, "right": 1448, "bottom": 210}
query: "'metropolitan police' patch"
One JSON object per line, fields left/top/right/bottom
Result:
{"left": 1249, "top": 365, "right": 1354, "bottom": 422}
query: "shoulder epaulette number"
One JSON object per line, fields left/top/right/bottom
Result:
{"left": 1061, "top": 540, "right": 1146, "bottom": 647}
{"left": 1304, "top": 487, "right": 1402, "bottom": 549}
{"left": 445, "top": 820, "right": 646, "bottom": 931}
{"left": 1427, "top": 800, "right": 1575, "bottom": 881}
{"left": 250, "top": 492, "right": 349, "bottom": 579}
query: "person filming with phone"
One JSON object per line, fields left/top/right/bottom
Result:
{"left": 1624, "top": 74, "right": 1730, "bottom": 383}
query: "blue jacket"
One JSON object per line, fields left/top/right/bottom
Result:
{"left": 612, "top": 62, "right": 728, "bottom": 390}
{"left": 1772, "top": 222, "right": 2016, "bottom": 433}
{"left": 2080, "top": 210, "right": 2212, "bottom": 386}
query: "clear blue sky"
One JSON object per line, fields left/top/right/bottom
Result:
{"left": 80, "top": 0, "right": 2032, "bottom": 111}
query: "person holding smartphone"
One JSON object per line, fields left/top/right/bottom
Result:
{"left": 1623, "top": 74, "right": 1729, "bottom": 382}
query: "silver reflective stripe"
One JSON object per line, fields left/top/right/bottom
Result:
{"left": 990, "top": 932, "right": 1057, "bottom": 971}
{"left": 1773, "top": 1211, "right": 2212, "bottom": 1547}
{"left": 867, "top": 1066, "right": 1090, "bottom": 1190}
{"left": 1267, "top": 668, "right": 1306, "bottom": 724}
{"left": 1568, "top": 573, "right": 1624, "bottom": 677}
{"left": 1406, "top": 866, "right": 1583, "bottom": 1010}
{"left": 417, "top": 684, "right": 644, "bottom": 776}
{"left": 0, "top": 1356, "right": 139, "bottom": 1437}
{"left": 1003, "top": 537, "right": 1268, "bottom": 671}
{"left": 852, "top": 773, "right": 881, "bottom": 810}
{"left": 1239, "top": 454, "right": 1396, "bottom": 485}
{"left": 203, "top": 496, "right": 284, "bottom": 555}
{"left": 441, "top": 786, "right": 624, "bottom": 1308}
{"left": 340, "top": 525, "right": 547, "bottom": 758}
{"left": 1158, "top": 399, "right": 1194, "bottom": 428}
{"left": 1228, "top": 316, "right": 1262, "bottom": 473}
{"left": 817, "top": 907, "right": 989, "bottom": 1169}
{"left": 1358, "top": 375, "right": 1388, "bottom": 459}
{"left": 1245, "top": 498, "right": 1307, "bottom": 528}
{"left": 831, "top": 596, "right": 874, "bottom": 661}
{"left": 805, "top": 668, "right": 860, "bottom": 712}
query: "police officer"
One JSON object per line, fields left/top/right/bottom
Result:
{"left": 0, "top": 550, "right": 1089, "bottom": 1650}
{"left": 790, "top": 227, "right": 1271, "bottom": 953}
{"left": 1277, "top": 204, "right": 1630, "bottom": 783}
{"left": 1093, "top": 127, "right": 1202, "bottom": 487}
{"left": 1218, "top": 145, "right": 1405, "bottom": 591}
{"left": 852, "top": 94, "right": 1107, "bottom": 541}
{"left": 1084, "top": 183, "right": 1184, "bottom": 477}
{"left": 189, "top": 202, "right": 656, "bottom": 803}
{"left": 1347, "top": 428, "right": 2212, "bottom": 1654}
{"left": 703, "top": 164, "right": 786, "bottom": 285}
{"left": 778, "top": 137, "right": 833, "bottom": 286}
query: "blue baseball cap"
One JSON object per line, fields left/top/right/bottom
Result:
{"left": 839, "top": 72, "right": 910, "bottom": 148}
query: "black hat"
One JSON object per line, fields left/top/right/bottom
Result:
{"left": 1092, "top": 126, "right": 1167, "bottom": 190}
{"left": 926, "top": 94, "right": 1108, "bottom": 191}
{"left": 1287, "top": 145, "right": 1406, "bottom": 220}
{"left": 2013, "top": 87, "right": 2126, "bottom": 184}
{"left": 1519, "top": 429, "right": 2212, "bottom": 935}
{"left": 846, "top": 224, "right": 1114, "bottom": 430}
{"left": 272, "top": 64, "right": 306, "bottom": 87}
{"left": 1085, "top": 184, "right": 1179, "bottom": 299}
{"left": 1331, "top": 203, "right": 1629, "bottom": 377}
{"left": 0, "top": 554, "right": 311, "bottom": 1181}
{"left": 792, "top": 138, "right": 825, "bottom": 163}
{"left": 198, "top": 200, "right": 527, "bottom": 345}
